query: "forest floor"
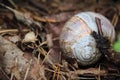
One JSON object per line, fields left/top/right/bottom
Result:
{"left": 0, "top": 0, "right": 120, "bottom": 80}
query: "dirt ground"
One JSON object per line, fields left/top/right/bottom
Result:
{"left": 0, "top": 0, "right": 120, "bottom": 80}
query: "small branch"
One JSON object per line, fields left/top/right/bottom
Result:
{"left": 0, "top": 29, "right": 29, "bottom": 34}
{"left": 39, "top": 37, "right": 59, "bottom": 46}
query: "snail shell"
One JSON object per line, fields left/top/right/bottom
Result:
{"left": 59, "top": 12, "right": 115, "bottom": 66}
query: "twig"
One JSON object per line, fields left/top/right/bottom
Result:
{"left": 112, "top": 13, "right": 119, "bottom": 27}
{"left": 10, "top": 73, "right": 14, "bottom": 80}
{"left": 0, "top": 67, "right": 10, "bottom": 80}
{"left": 40, "top": 49, "right": 52, "bottom": 66}
{"left": 33, "top": 15, "right": 56, "bottom": 23}
{"left": 0, "top": 29, "right": 29, "bottom": 34}
{"left": 68, "top": 68, "right": 106, "bottom": 76}
{"left": 46, "top": 68, "right": 106, "bottom": 75}
{"left": 24, "top": 59, "right": 33, "bottom": 80}
{"left": 8, "top": 0, "right": 17, "bottom": 9}
{"left": 40, "top": 37, "right": 59, "bottom": 46}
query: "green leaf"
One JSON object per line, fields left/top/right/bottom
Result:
{"left": 112, "top": 36, "right": 120, "bottom": 52}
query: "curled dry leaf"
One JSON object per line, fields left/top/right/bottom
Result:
{"left": 22, "top": 31, "right": 37, "bottom": 43}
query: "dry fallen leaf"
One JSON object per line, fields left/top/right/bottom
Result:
{"left": 0, "top": 36, "right": 29, "bottom": 75}
{"left": 22, "top": 31, "right": 37, "bottom": 43}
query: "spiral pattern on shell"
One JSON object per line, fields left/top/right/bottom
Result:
{"left": 59, "top": 12, "right": 115, "bottom": 66}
